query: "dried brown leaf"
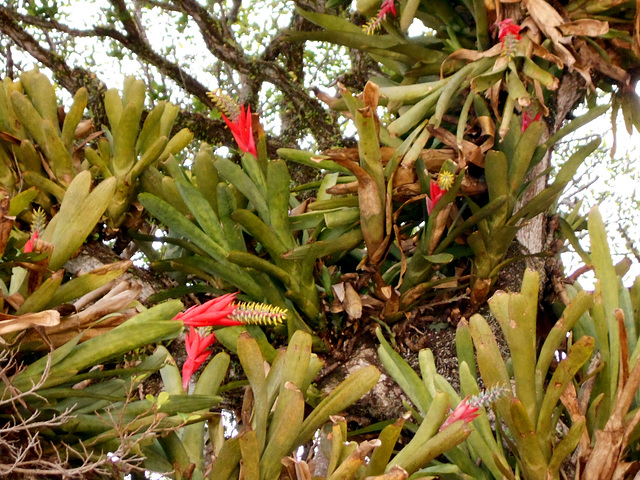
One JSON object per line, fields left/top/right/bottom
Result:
{"left": 327, "top": 155, "right": 384, "bottom": 255}
{"left": 560, "top": 382, "right": 592, "bottom": 459}
{"left": 332, "top": 282, "right": 346, "bottom": 303}
{"left": 364, "top": 465, "right": 409, "bottom": 479}
{"left": 470, "top": 277, "right": 492, "bottom": 305}
{"left": 0, "top": 198, "right": 14, "bottom": 258}
{"left": 531, "top": 43, "right": 564, "bottom": 68}
{"left": 362, "top": 82, "right": 380, "bottom": 112}
{"left": 524, "top": 0, "right": 577, "bottom": 69}
{"left": 617, "top": 309, "right": 630, "bottom": 388}
{"left": 344, "top": 282, "right": 363, "bottom": 319}
{"left": 635, "top": 0, "right": 640, "bottom": 58}
{"left": 326, "top": 181, "right": 358, "bottom": 195}
{"left": 576, "top": 40, "right": 630, "bottom": 84}
{"left": 0, "top": 310, "right": 61, "bottom": 335}
{"left": 290, "top": 198, "right": 311, "bottom": 216}
{"left": 441, "top": 44, "right": 502, "bottom": 76}
{"left": 583, "top": 428, "right": 623, "bottom": 480}
{"left": 428, "top": 204, "right": 453, "bottom": 255}
{"left": 559, "top": 19, "right": 609, "bottom": 36}
{"left": 393, "top": 165, "right": 416, "bottom": 188}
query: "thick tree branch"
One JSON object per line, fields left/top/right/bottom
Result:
{"left": 0, "top": 7, "right": 107, "bottom": 124}
{"left": 0, "top": 7, "right": 238, "bottom": 149}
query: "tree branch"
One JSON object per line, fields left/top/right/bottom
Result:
{"left": 0, "top": 6, "right": 107, "bottom": 123}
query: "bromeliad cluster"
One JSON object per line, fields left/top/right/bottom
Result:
{"left": 174, "top": 293, "right": 287, "bottom": 390}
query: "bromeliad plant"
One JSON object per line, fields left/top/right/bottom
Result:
{"left": 376, "top": 267, "right": 595, "bottom": 480}
{"left": 375, "top": 211, "right": 640, "bottom": 479}
{"left": 152, "top": 328, "right": 381, "bottom": 480}
{"left": 559, "top": 207, "right": 640, "bottom": 480}
{"left": 0, "top": 69, "right": 192, "bottom": 228}
{"left": 171, "top": 292, "right": 287, "bottom": 389}
{"left": 139, "top": 98, "right": 365, "bottom": 332}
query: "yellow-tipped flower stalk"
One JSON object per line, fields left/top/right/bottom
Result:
{"left": 174, "top": 293, "right": 287, "bottom": 327}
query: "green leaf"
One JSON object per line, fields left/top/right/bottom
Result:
{"left": 376, "top": 327, "right": 432, "bottom": 414}
{"left": 423, "top": 253, "right": 454, "bottom": 264}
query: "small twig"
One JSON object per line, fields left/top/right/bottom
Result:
{"left": 566, "top": 264, "right": 594, "bottom": 284}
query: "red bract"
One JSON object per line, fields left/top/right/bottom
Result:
{"left": 497, "top": 18, "right": 521, "bottom": 44}
{"left": 222, "top": 105, "right": 258, "bottom": 157}
{"left": 439, "top": 396, "right": 480, "bottom": 431}
{"left": 24, "top": 230, "right": 39, "bottom": 253}
{"left": 521, "top": 110, "right": 542, "bottom": 132}
{"left": 379, "top": 0, "right": 396, "bottom": 18}
{"left": 182, "top": 327, "right": 217, "bottom": 390}
{"left": 426, "top": 180, "right": 447, "bottom": 215}
{"left": 174, "top": 293, "right": 243, "bottom": 327}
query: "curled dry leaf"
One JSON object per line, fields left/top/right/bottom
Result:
{"left": 332, "top": 282, "right": 346, "bottom": 303}
{"left": 0, "top": 310, "right": 61, "bottom": 335}
{"left": 441, "top": 44, "right": 502, "bottom": 76}
{"left": 523, "top": 0, "right": 577, "bottom": 69}
{"left": 558, "top": 19, "right": 609, "bottom": 37}
{"left": 344, "top": 282, "right": 363, "bottom": 319}
{"left": 428, "top": 204, "right": 454, "bottom": 255}
{"left": 281, "top": 456, "right": 312, "bottom": 480}
{"left": 360, "top": 81, "right": 381, "bottom": 135}
{"left": 364, "top": 465, "right": 409, "bottom": 480}
{"left": 326, "top": 155, "right": 384, "bottom": 256}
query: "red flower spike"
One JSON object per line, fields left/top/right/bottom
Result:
{"left": 521, "top": 110, "right": 542, "bottom": 133}
{"left": 182, "top": 327, "right": 216, "bottom": 390}
{"left": 439, "top": 396, "right": 480, "bottom": 431}
{"left": 222, "top": 105, "right": 258, "bottom": 157}
{"left": 379, "top": 0, "right": 396, "bottom": 18}
{"left": 497, "top": 18, "right": 521, "bottom": 45}
{"left": 364, "top": 0, "right": 396, "bottom": 34}
{"left": 24, "top": 230, "right": 39, "bottom": 253}
{"left": 426, "top": 180, "right": 447, "bottom": 215}
{"left": 174, "top": 293, "right": 243, "bottom": 327}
